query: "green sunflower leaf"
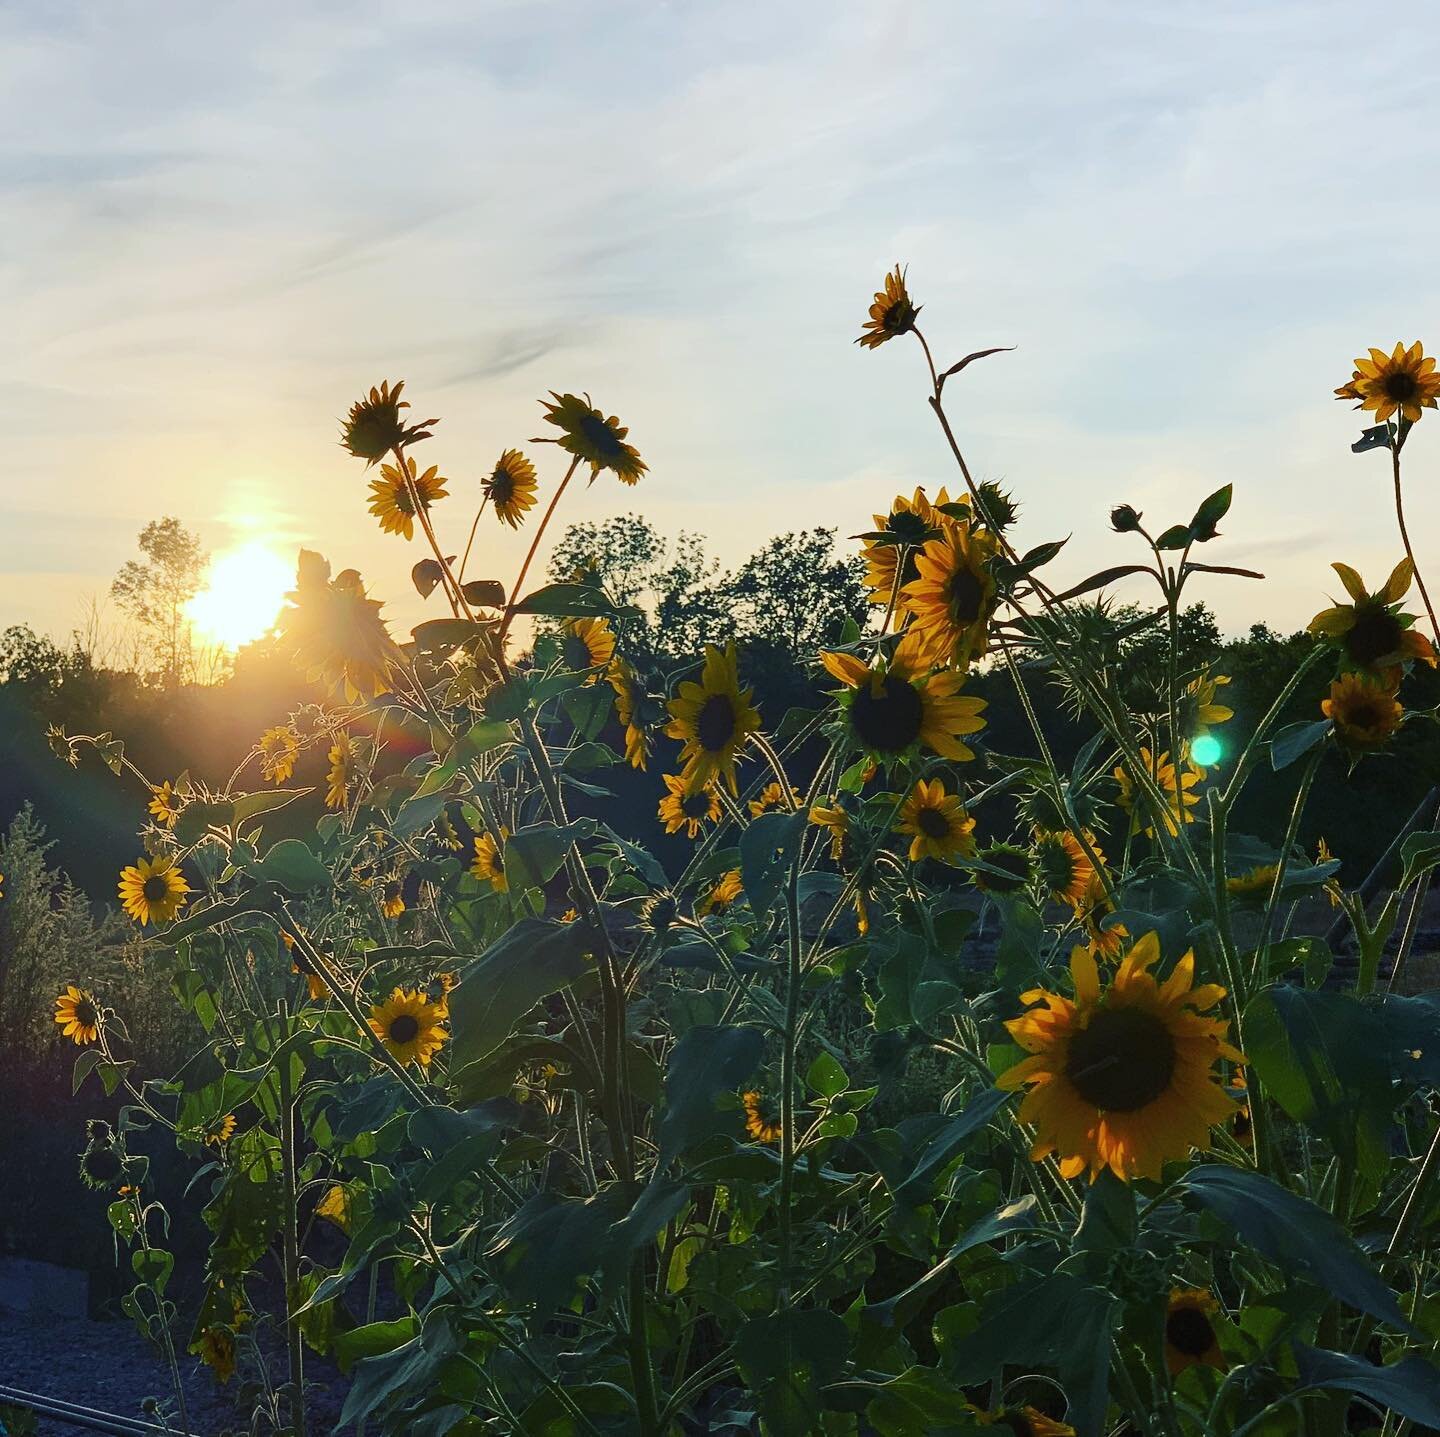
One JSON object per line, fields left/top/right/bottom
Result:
{"left": 657, "top": 1023, "right": 763, "bottom": 1163}
{"left": 1293, "top": 1345, "right": 1440, "bottom": 1426}
{"left": 252, "top": 839, "right": 332, "bottom": 893}
{"left": 511, "top": 581, "right": 641, "bottom": 620}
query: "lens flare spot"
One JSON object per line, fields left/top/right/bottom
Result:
{"left": 1190, "top": 734, "right": 1224, "bottom": 768}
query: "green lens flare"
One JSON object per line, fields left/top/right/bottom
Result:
{"left": 1190, "top": 734, "right": 1224, "bottom": 767}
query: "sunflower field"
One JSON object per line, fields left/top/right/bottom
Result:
{"left": 45, "top": 274, "right": 1440, "bottom": 1436}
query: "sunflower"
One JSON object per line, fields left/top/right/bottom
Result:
{"left": 856, "top": 264, "right": 920, "bottom": 349}
{"left": 999, "top": 933, "right": 1245, "bottom": 1182}
{"left": 285, "top": 931, "right": 330, "bottom": 1002}
{"left": 148, "top": 781, "right": 181, "bottom": 829}
{"left": 1180, "top": 669, "right": 1234, "bottom": 747}
{"left": 970, "top": 1405, "right": 1075, "bottom": 1435}
{"left": 367, "top": 456, "right": 448, "bottom": 540}
{"left": 607, "top": 656, "right": 653, "bottom": 770}
{"left": 118, "top": 855, "right": 190, "bottom": 926}
{"left": 658, "top": 773, "right": 721, "bottom": 838}
{"left": 1034, "top": 829, "right": 1103, "bottom": 909}
{"left": 561, "top": 616, "right": 616, "bottom": 681}
{"left": 1080, "top": 889, "right": 1129, "bottom": 961}
{"left": 742, "top": 1090, "right": 783, "bottom": 1143}
{"left": 1322, "top": 670, "right": 1404, "bottom": 750}
{"left": 541, "top": 392, "right": 646, "bottom": 485}
{"left": 1309, "top": 559, "right": 1437, "bottom": 673}
{"left": 749, "top": 781, "right": 800, "bottom": 817}
{"left": 1225, "top": 863, "right": 1279, "bottom": 899}
{"left": 258, "top": 726, "right": 299, "bottom": 784}
{"left": 1336, "top": 342, "right": 1440, "bottom": 425}
{"left": 483, "top": 448, "right": 540, "bottom": 527}
{"left": 973, "top": 842, "right": 1034, "bottom": 895}
{"left": 861, "top": 487, "right": 959, "bottom": 604}
{"left": 696, "top": 869, "right": 744, "bottom": 917}
{"left": 896, "top": 778, "right": 977, "bottom": 864}
{"left": 55, "top": 986, "right": 101, "bottom": 1046}
{"left": 379, "top": 880, "right": 406, "bottom": 920}
{"left": 1114, "top": 748, "right": 1202, "bottom": 839}
{"left": 368, "top": 987, "right": 448, "bottom": 1066}
{"left": 901, "top": 517, "right": 1000, "bottom": 667}
{"left": 205, "top": 1114, "right": 237, "bottom": 1147}
{"left": 1164, "top": 1289, "right": 1226, "bottom": 1376}
{"left": 808, "top": 802, "right": 851, "bottom": 863}
{"left": 665, "top": 641, "right": 762, "bottom": 795}
{"left": 340, "top": 379, "right": 436, "bottom": 464}
{"left": 80, "top": 1139, "right": 126, "bottom": 1191}
{"left": 471, "top": 831, "right": 509, "bottom": 892}
{"left": 821, "top": 628, "right": 987, "bottom": 763}
{"left": 325, "top": 732, "right": 356, "bottom": 810}
{"left": 193, "top": 1325, "right": 237, "bottom": 1384}
{"left": 277, "top": 550, "right": 402, "bottom": 702}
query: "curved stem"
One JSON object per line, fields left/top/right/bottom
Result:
{"left": 499, "top": 455, "right": 582, "bottom": 643}
{"left": 1393, "top": 443, "right": 1440, "bottom": 643}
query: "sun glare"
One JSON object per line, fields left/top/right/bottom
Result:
{"left": 188, "top": 541, "right": 292, "bottom": 650}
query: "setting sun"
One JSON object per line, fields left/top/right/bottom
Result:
{"left": 187, "top": 541, "right": 292, "bottom": 650}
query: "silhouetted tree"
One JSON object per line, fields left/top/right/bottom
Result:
{"left": 110, "top": 517, "right": 207, "bottom": 687}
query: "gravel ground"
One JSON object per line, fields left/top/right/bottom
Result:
{"left": 0, "top": 1312, "right": 346, "bottom": 1435}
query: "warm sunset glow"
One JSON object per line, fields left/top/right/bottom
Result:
{"left": 187, "top": 541, "right": 292, "bottom": 650}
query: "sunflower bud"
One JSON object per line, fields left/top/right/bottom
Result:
{"left": 1110, "top": 504, "right": 1143, "bottom": 533}
{"left": 975, "top": 480, "right": 1019, "bottom": 532}
{"left": 641, "top": 892, "right": 678, "bottom": 935}
{"left": 972, "top": 843, "right": 1033, "bottom": 895}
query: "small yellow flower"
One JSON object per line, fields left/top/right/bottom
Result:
{"left": 896, "top": 778, "right": 976, "bottom": 864}
{"left": 118, "top": 855, "right": 190, "bottom": 926}
{"left": 1114, "top": 748, "right": 1202, "bottom": 839}
{"left": 1034, "top": 829, "right": 1103, "bottom": 909}
{"left": 484, "top": 449, "right": 539, "bottom": 528}
{"left": 325, "top": 732, "right": 355, "bottom": 810}
{"left": 277, "top": 551, "right": 402, "bottom": 703}
{"left": 742, "top": 1090, "right": 783, "bottom": 1143}
{"left": 1335, "top": 341, "right": 1440, "bottom": 425}
{"left": 1309, "top": 559, "right": 1437, "bottom": 674}
{"left": 540, "top": 392, "right": 646, "bottom": 485}
{"left": 471, "top": 831, "right": 509, "bottom": 892}
{"left": 1182, "top": 669, "right": 1234, "bottom": 744}
{"left": 561, "top": 616, "right": 616, "bottom": 681}
{"left": 258, "top": 726, "right": 299, "bottom": 784}
{"left": 205, "top": 1114, "right": 237, "bottom": 1147}
{"left": 808, "top": 802, "right": 850, "bottom": 862}
{"left": 860, "top": 487, "right": 959, "bottom": 604}
{"left": 55, "top": 986, "right": 101, "bottom": 1045}
{"left": 856, "top": 264, "right": 920, "bottom": 349}
{"left": 696, "top": 869, "right": 743, "bottom": 916}
{"left": 367, "top": 456, "right": 448, "bottom": 540}
{"left": 748, "top": 781, "right": 800, "bottom": 817}
{"left": 368, "top": 987, "right": 448, "bottom": 1066}
{"left": 1323, "top": 670, "right": 1404, "bottom": 750}
{"left": 658, "top": 773, "right": 721, "bottom": 839}
{"left": 148, "top": 781, "right": 182, "bottom": 829}
{"left": 340, "top": 379, "right": 436, "bottom": 464}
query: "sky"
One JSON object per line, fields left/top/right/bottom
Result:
{"left": 5, "top": 0, "right": 1440, "bottom": 653}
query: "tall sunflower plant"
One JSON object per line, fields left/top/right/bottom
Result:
{"left": 47, "top": 289, "right": 1440, "bottom": 1437}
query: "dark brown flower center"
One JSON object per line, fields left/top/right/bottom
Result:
{"left": 917, "top": 806, "right": 951, "bottom": 839}
{"left": 849, "top": 674, "right": 924, "bottom": 752}
{"left": 947, "top": 566, "right": 985, "bottom": 623}
{"left": 1064, "top": 1005, "right": 1177, "bottom": 1112}
{"left": 1346, "top": 605, "right": 1404, "bottom": 665}
{"left": 681, "top": 792, "right": 711, "bottom": 820}
{"left": 76, "top": 998, "right": 99, "bottom": 1027}
{"left": 490, "top": 469, "right": 516, "bottom": 504}
{"left": 1341, "top": 699, "right": 1386, "bottom": 732}
{"left": 1383, "top": 370, "right": 1419, "bottom": 403}
{"left": 389, "top": 1015, "right": 420, "bottom": 1044}
{"left": 697, "top": 694, "right": 737, "bottom": 753}
{"left": 1166, "top": 1303, "right": 1216, "bottom": 1356}
{"left": 142, "top": 875, "right": 170, "bottom": 902}
{"left": 883, "top": 300, "right": 916, "bottom": 335}
{"left": 1037, "top": 841, "right": 1079, "bottom": 895}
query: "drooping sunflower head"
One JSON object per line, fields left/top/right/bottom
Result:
{"left": 998, "top": 933, "right": 1245, "bottom": 1182}
{"left": 1337, "top": 342, "right": 1440, "bottom": 425}
{"left": 540, "top": 392, "right": 646, "bottom": 485}
{"left": 1225, "top": 863, "right": 1280, "bottom": 900}
{"left": 1033, "top": 829, "right": 1101, "bottom": 909}
{"left": 325, "top": 732, "right": 356, "bottom": 810}
{"left": 118, "top": 854, "right": 190, "bottom": 926}
{"left": 258, "top": 725, "right": 300, "bottom": 784}
{"left": 484, "top": 449, "right": 540, "bottom": 528}
{"left": 1322, "top": 670, "right": 1404, "bottom": 752}
{"left": 658, "top": 772, "right": 721, "bottom": 839}
{"left": 278, "top": 551, "right": 403, "bottom": 702}
{"left": 861, "top": 487, "right": 955, "bottom": 603}
{"left": 204, "top": 1113, "right": 238, "bottom": 1148}
{"left": 972, "top": 842, "right": 1035, "bottom": 895}
{"left": 1179, "top": 669, "right": 1234, "bottom": 751}
{"left": 821, "top": 630, "right": 987, "bottom": 765}
{"left": 340, "top": 379, "right": 436, "bottom": 464}
{"left": 972, "top": 479, "right": 1021, "bottom": 534}
{"left": 80, "top": 1137, "right": 127, "bottom": 1191}
{"left": 55, "top": 985, "right": 101, "bottom": 1045}
{"left": 1113, "top": 748, "right": 1202, "bottom": 839}
{"left": 856, "top": 264, "right": 921, "bottom": 349}
{"left": 665, "top": 641, "right": 762, "bottom": 795}
{"left": 808, "top": 801, "right": 852, "bottom": 863}
{"left": 896, "top": 777, "right": 977, "bottom": 865}
{"left": 471, "top": 831, "right": 509, "bottom": 892}
{"left": 1309, "top": 560, "right": 1437, "bottom": 674}
{"left": 367, "top": 457, "right": 448, "bottom": 540}
{"left": 901, "top": 517, "right": 1000, "bottom": 668}
{"left": 561, "top": 616, "right": 616, "bottom": 681}
{"left": 368, "top": 987, "right": 448, "bottom": 1066}
{"left": 380, "top": 879, "right": 406, "bottom": 920}
{"left": 607, "top": 656, "right": 655, "bottom": 770}
{"left": 748, "top": 781, "right": 800, "bottom": 817}
{"left": 696, "top": 868, "right": 744, "bottom": 917}
{"left": 1164, "top": 1288, "right": 1226, "bottom": 1376}
{"left": 148, "top": 780, "right": 182, "bottom": 829}
{"left": 741, "top": 1090, "right": 783, "bottom": 1143}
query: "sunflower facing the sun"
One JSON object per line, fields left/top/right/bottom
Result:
{"left": 665, "top": 641, "right": 762, "bottom": 796}
{"left": 55, "top": 986, "right": 102, "bottom": 1046}
{"left": 896, "top": 778, "right": 977, "bottom": 864}
{"left": 118, "top": 855, "right": 190, "bottom": 926}
{"left": 1309, "top": 559, "right": 1437, "bottom": 674}
{"left": 367, "top": 456, "right": 449, "bottom": 540}
{"left": 368, "top": 987, "right": 448, "bottom": 1066}
{"left": 658, "top": 772, "right": 721, "bottom": 838}
{"left": 1334, "top": 342, "right": 1440, "bottom": 425}
{"left": 541, "top": 392, "right": 646, "bottom": 484}
{"left": 999, "top": 932, "right": 1244, "bottom": 1183}
{"left": 484, "top": 449, "right": 540, "bottom": 528}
